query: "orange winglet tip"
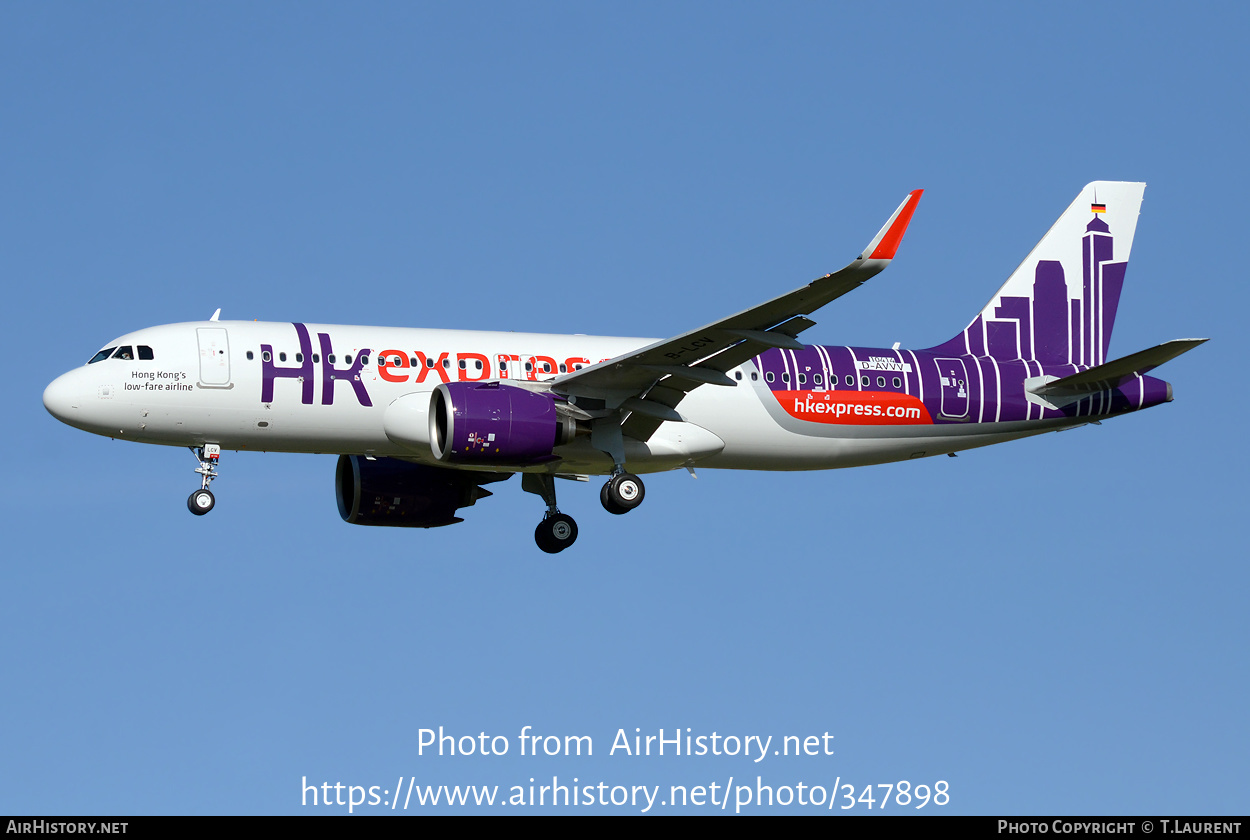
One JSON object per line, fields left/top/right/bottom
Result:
{"left": 869, "top": 189, "right": 923, "bottom": 261}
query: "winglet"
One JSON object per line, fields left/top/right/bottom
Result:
{"left": 865, "top": 189, "right": 923, "bottom": 261}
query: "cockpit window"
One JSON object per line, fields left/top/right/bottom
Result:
{"left": 114, "top": 346, "right": 134, "bottom": 361}
{"left": 88, "top": 347, "right": 117, "bottom": 364}
{"left": 138, "top": 345, "right": 154, "bottom": 360}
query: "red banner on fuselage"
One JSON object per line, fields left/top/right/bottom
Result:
{"left": 773, "top": 390, "right": 934, "bottom": 425}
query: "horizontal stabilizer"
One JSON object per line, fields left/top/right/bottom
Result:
{"left": 1029, "top": 339, "right": 1207, "bottom": 397}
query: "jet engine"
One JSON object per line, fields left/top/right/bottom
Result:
{"left": 429, "top": 382, "right": 577, "bottom": 465}
{"left": 335, "top": 454, "right": 510, "bottom": 528}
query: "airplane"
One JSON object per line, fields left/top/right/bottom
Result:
{"left": 43, "top": 181, "right": 1205, "bottom": 553}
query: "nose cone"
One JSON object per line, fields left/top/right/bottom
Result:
{"left": 43, "top": 370, "right": 83, "bottom": 425}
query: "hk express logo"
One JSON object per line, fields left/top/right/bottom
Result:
{"left": 261, "top": 323, "right": 372, "bottom": 407}
{"left": 259, "top": 323, "right": 595, "bottom": 407}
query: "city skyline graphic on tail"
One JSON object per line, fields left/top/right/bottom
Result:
{"left": 43, "top": 181, "right": 1205, "bottom": 553}
{"left": 934, "top": 182, "right": 1134, "bottom": 368}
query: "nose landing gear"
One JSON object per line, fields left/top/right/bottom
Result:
{"left": 186, "top": 444, "right": 221, "bottom": 516}
{"left": 188, "top": 487, "right": 215, "bottom": 515}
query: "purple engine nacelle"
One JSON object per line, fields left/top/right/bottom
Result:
{"left": 336, "top": 454, "right": 511, "bottom": 528}
{"left": 430, "top": 382, "right": 577, "bottom": 465}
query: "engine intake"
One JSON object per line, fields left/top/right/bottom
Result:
{"left": 430, "top": 382, "right": 576, "bottom": 465}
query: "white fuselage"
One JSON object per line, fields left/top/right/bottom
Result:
{"left": 43, "top": 320, "right": 1073, "bottom": 476}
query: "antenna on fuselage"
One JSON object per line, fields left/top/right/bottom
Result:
{"left": 209, "top": 308, "right": 221, "bottom": 321}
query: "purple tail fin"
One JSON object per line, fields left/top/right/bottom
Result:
{"left": 928, "top": 182, "right": 1145, "bottom": 367}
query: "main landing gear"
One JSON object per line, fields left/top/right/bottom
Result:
{"left": 522, "top": 469, "right": 646, "bottom": 554}
{"left": 535, "top": 513, "right": 578, "bottom": 554}
{"left": 588, "top": 419, "right": 645, "bottom": 517}
{"left": 600, "top": 471, "right": 645, "bottom": 515}
{"left": 523, "top": 474, "right": 579, "bottom": 554}
{"left": 186, "top": 444, "right": 221, "bottom": 516}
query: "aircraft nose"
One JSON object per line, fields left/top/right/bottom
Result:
{"left": 43, "top": 370, "right": 82, "bottom": 424}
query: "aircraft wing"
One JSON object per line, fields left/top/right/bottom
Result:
{"left": 551, "top": 189, "right": 923, "bottom": 439}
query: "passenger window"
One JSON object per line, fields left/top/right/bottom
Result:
{"left": 313, "top": 354, "right": 320, "bottom": 363}
{"left": 861, "top": 376, "right": 869, "bottom": 387}
{"left": 893, "top": 377, "right": 901, "bottom": 388}
{"left": 360, "top": 355, "right": 368, "bottom": 365}
{"left": 138, "top": 346, "right": 154, "bottom": 360}
{"left": 813, "top": 374, "right": 822, "bottom": 385}
{"left": 751, "top": 372, "right": 758, "bottom": 381}
{"left": 845, "top": 375, "right": 853, "bottom": 386}
{"left": 246, "top": 351, "right": 254, "bottom": 361}
{"left": 798, "top": 374, "right": 806, "bottom": 385}
{"left": 345, "top": 355, "right": 353, "bottom": 365}
{"left": 262, "top": 351, "right": 272, "bottom": 362}
{"left": 559, "top": 363, "right": 567, "bottom": 373}
{"left": 328, "top": 355, "right": 336, "bottom": 364}
{"left": 458, "top": 359, "right": 466, "bottom": 369}
{"left": 442, "top": 359, "right": 449, "bottom": 368}
{"left": 296, "top": 353, "right": 303, "bottom": 363}
{"left": 734, "top": 371, "right": 742, "bottom": 380}
{"left": 279, "top": 352, "right": 287, "bottom": 362}
{"left": 409, "top": 358, "right": 417, "bottom": 367}
{"left": 877, "top": 376, "right": 885, "bottom": 387}
{"left": 765, "top": 372, "right": 774, "bottom": 383}
{"left": 89, "top": 347, "right": 117, "bottom": 364}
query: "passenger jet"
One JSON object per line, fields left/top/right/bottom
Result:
{"left": 43, "top": 182, "right": 1204, "bottom": 552}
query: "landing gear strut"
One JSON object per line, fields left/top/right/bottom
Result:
{"left": 589, "top": 416, "right": 645, "bottom": 515}
{"left": 600, "top": 471, "right": 645, "bottom": 515}
{"left": 187, "top": 444, "right": 220, "bottom": 516}
{"left": 522, "top": 473, "right": 578, "bottom": 553}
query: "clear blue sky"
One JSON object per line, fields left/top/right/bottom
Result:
{"left": 3, "top": 3, "right": 1245, "bottom": 815}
